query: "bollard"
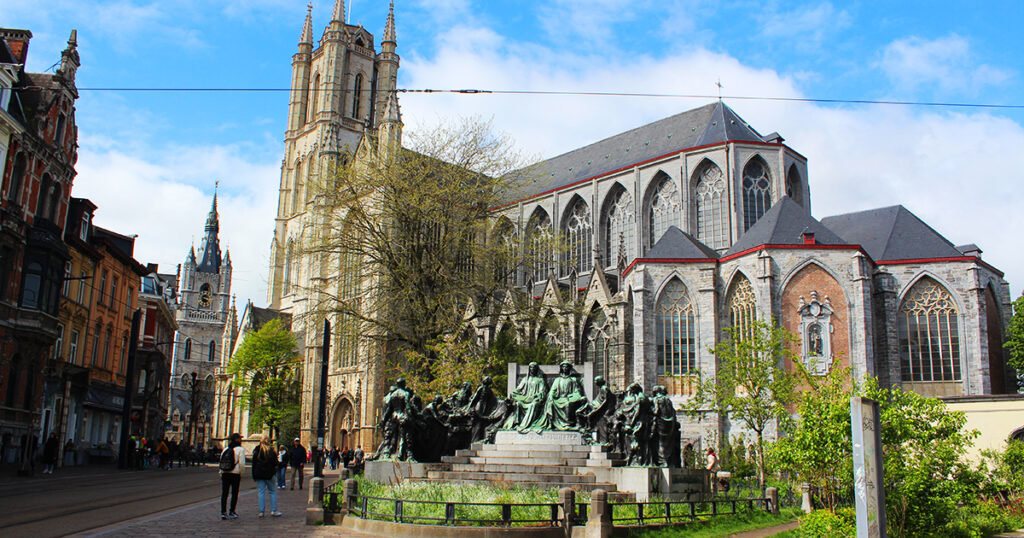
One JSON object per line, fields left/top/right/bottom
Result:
{"left": 585, "top": 489, "right": 612, "bottom": 538}
{"left": 558, "top": 487, "right": 575, "bottom": 537}
{"left": 800, "top": 483, "right": 813, "bottom": 514}
{"left": 306, "top": 476, "right": 325, "bottom": 525}
{"left": 765, "top": 487, "right": 779, "bottom": 514}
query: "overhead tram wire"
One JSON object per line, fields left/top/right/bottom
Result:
{"left": 17, "top": 85, "right": 1024, "bottom": 111}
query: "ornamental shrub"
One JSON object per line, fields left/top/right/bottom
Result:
{"left": 798, "top": 507, "right": 855, "bottom": 537}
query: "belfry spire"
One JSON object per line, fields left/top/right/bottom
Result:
{"left": 383, "top": 1, "right": 396, "bottom": 43}
{"left": 197, "top": 188, "right": 222, "bottom": 273}
{"left": 300, "top": 3, "right": 313, "bottom": 45}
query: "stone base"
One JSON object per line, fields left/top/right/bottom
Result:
{"left": 364, "top": 460, "right": 446, "bottom": 485}
{"left": 493, "top": 430, "right": 584, "bottom": 445}
{"left": 587, "top": 467, "right": 709, "bottom": 502}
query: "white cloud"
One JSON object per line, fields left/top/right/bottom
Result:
{"left": 71, "top": 140, "right": 280, "bottom": 309}
{"left": 760, "top": 3, "right": 851, "bottom": 49}
{"left": 879, "top": 34, "right": 1013, "bottom": 94}
{"left": 399, "top": 30, "right": 1024, "bottom": 292}
{"left": 537, "top": 0, "right": 636, "bottom": 47}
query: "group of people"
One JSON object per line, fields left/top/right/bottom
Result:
{"left": 324, "top": 446, "right": 364, "bottom": 472}
{"left": 370, "top": 360, "right": 683, "bottom": 468}
{"left": 125, "top": 435, "right": 207, "bottom": 470}
{"left": 217, "top": 434, "right": 319, "bottom": 520}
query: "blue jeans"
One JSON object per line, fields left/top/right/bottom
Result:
{"left": 256, "top": 479, "right": 278, "bottom": 513}
{"left": 277, "top": 466, "right": 286, "bottom": 488}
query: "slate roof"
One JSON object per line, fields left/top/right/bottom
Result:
{"left": 506, "top": 101, "right": 766, "bottom": 202}
{"left": 247, "top": 305, "right": 291, "bottom": 332}
{"left": 726, "top": 196, "right": 847, "bottom": 256}
{"left": 819, "top": 205, "right": 964, "bottom": 261}
{"left": 645, "top": 226, "right": 718, "bottom": 260}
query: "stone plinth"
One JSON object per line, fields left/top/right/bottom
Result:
{"left": 493, "top": 430, "right": 583, "bottom": 446}
{"left": 364, "top": 460, "right": 447, "bottom": 485}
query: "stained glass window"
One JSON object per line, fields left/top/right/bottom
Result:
{"left": 563, "top": 199, "right": 592, "bottom": 276}
{"left": 899, "top": 278, "right": 961, "bottom": 382}
{"left": 695, "top": 163, "right": 728, "bottom": 249}
{"left": 742, "top": 159, "right": 772, "bottom": 231}
{"left": 603, "top": 187, "right": 634, "bottom": 269}
{"left": 656, "top": 279, "right": 696, "bottom": 376}
{"left": 726, "top": 276, "right": 756, "bottom": 340}
{"left": 646, "top": 173, "right": 681, "bottom": 253}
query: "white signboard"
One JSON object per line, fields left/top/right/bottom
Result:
{"left": 851, "top": 396, "right": 886, "bottom": 537}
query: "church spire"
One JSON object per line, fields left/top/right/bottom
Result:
{"left": 300, "top": 4, "right": 313, "bottom": 45}
{"left": 196, "top": 189, "right": 222, "bottom": 273}
{"left": 383, "top": 1, "right": 396, "bottom": 43}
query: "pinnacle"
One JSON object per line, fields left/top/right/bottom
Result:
{"left": 331, "top": 0, "right": 345, "bottom": 23}
{"left": 67, "top": 29, "right": 77, "bottom": 47}
{"left": 383, "top": 0, "right": 396, "bottom": 43}
{"left": 300, "top": 4, "right": 313, "bottom": 44}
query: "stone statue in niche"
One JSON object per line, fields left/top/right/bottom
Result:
{"left": 797, "top": 291, "right": 835, "bottom": 375}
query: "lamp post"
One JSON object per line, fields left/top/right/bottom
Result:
{"left": 314, "top": 319, "right": 330, "bottom": 478}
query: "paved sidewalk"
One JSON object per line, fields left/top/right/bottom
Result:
{"left": 79, "top": 471, "right": 372, "bottom": 537}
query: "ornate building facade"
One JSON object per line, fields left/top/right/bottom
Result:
{"left": 243, "top": 3, "right": 1013, "bottom": 451}
{"left": 168, "top": 195, "right": 231, "bottom": 448}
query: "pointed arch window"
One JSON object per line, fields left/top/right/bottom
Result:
{"left": 726, "top": 276, "right": 756, "bottom": 340}
{"left": 338, "top": 221, "right": 362, "bottom": 369}
{"left": 656, "top": 279, "right": 696, "bottom": 378}
{"left": 602, "top": 186, "right": 634, "bottom": 270}
{"left": 492, "top": 220, "right": 516, "bottom": 287}
{"left": 742, "top": 158, "right": 772, "bottom": 231}
{"left": 184, "top": 338, "right": 192, "bottom": 361}
{"left": 562, "top": 198, "right": 592, "bottom": 277}
{"left": 786, "top": 164, "right": 803, "bottom": 206}
{"left": 583, "top": 309, "right": 614, "bottom": 382}
{"left": 291, "top": 161, "right": 304, "bottom": 214}
{"left": 283, "top": 241, "right": 294, "bottom": 295}
{"left": 352, "top": 73, "right": 363, "bottom": 119}
{"left": 526, "top": 211, "right": 553, "bottom": 283}
{"left": 209, "top": 340, "right": 217, "bottom": 362}
{"left": 646, "top": 172, "right": 681, "bottom": 252}
{"left": 898, "top": 278, "right": 961, "bottom": 382}
{"left": 694, "top": 162, "right": 728, "bottom": 249}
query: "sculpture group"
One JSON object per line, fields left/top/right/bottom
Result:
{"left": 370, "top": 361, "right": 682, "bottom": 467}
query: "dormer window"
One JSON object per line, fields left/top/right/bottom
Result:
{"left": 80, "top": 211, "right": 90, "bottom": 241}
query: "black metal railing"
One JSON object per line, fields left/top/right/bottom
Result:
{"left": 609, "top": 498, "right": 770, "bottom": 526}
{"left": 333, "top": 492, "right": 569, "bottom": 527}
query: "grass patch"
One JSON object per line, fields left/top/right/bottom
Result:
{"left": 625, "top": 507, "right": 801, "bottom": 538}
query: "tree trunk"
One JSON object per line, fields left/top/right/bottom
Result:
{"left": 756, "top": 429, "right": 766, "bottom": 491}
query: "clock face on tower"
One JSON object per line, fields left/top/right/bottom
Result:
{"left": 199, "top": 289, "right": 212, "bottom": 309}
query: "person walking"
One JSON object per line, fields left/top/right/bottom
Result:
{"left": 353, "top": 445, "right": 364, "bottom": 473}
{"left": 42, "top": 433, "right": 59, "bottom": 474}
{"left": 219, "top": 433, "right": 245, "bottom": 520}
{"left": 289, "top": 438, "right": 306, "bottom": 490}
{"left": 251, "top": 434, "right": 282, "bottom": 518}
{"left": 277, "top": 444, "right": 288, "bottom": 489}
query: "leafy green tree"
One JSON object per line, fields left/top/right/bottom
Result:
{"left": 1005, "top": 293, "right": 1024, "bottom": 390}
{"left": 687, "top": 319, "right": 802, "bottom": 489}
{"left": 772, "top": 367, "right": 855, "bottom": 510}
{"left": 227, "top": 319, "right": 302, "bottom": 441}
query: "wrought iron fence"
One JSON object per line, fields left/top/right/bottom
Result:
{"left": 326, "top": 489, "right": 574, "bottom": 527}
{"left": 608, "top": 498, "right": 770, "bottom": 526}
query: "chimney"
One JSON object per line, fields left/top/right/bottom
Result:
{"left": 0, "top": 29, "right": 33, "bottom": 64}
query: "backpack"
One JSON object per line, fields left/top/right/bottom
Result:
{"left": 219, "top": 446, "right": 236, "bottom": 471}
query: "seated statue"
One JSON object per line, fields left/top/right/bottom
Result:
{"left": 576, "top": 375, "right": 616, "bottom": 444}
{"left": 443, "top": 381, "right": 475, "bottom": 452}
{"left": 541, "top": 361, "right": 588, "bottom": 431}
{"left": 503, "top": 362, "right": 548, "bottom": 432}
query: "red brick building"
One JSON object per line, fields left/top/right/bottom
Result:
{"left": 0, "top": 28, "right": 79, "bottom": 468}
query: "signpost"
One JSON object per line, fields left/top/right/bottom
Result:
{"left": 313, "top": 319, "right": 330, "bottom": 478}
{"left": 851, "top": 396, "right": 886, "bottom": 537}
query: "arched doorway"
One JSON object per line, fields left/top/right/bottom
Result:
{"left": 330, "top": 398, "right": 354, "bottom": 450}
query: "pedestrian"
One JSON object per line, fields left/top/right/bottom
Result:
{"left": 219, "top": 432, "right": 245, "bottom": 520}
{"left": 353, "top": 445, "right": 364, "bottom": 474}
{"left": 329, "top": 446, "right": 339, "bottom": 470}
{"left": 157, "top": 438, "right": 170, "bottom": 470}
{"left": 289, "top": 437, "right": 306, "bottom": 490}
{"left": 277, "top": 445, "right": 288, "bottom": 489}
{"left": 251, "top": 434, "right": 282, "bottom": 518}
{"left": 705, "top": 448, "right": 717, "bottom": 471}
{"left": 42, "top": 433, "right": 59, "bottom": 474}
{"left": 341, "top": 446, "right": 352, "bottom": 469}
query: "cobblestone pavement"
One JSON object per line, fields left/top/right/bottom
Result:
{"left": 79, "top": 469, "right": 372, "bottom": 537}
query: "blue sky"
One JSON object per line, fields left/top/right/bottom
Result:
{"left": 5, "top": 0, "right": 1024, "bottom": 306}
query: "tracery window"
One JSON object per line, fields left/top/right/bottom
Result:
{"left": 492, "top": 220, "right": 516, "bottom": 287}
{"left": 656, "top": 279, "right": 696, "bottom": 377}
{"left": 646, "top": 172, "right": 681, "bottom": 252}
{"left": 582, "top": 309, "right": 614, "bottom": 381}
{"left": 308, "top": 73, "right": 320, "bottom": 121}
{"left": 291, "top": 161, "right": 304, "bottom": 214}
{"left": 726, "top": 276, "right": 756, "bottom": 340}
{"left": 184, "top": 338, "right": 192, "bottom": 361}
{"left": 352, "top": 73, "right": 363, "bottom": 119}
{"left": 527, "top": 211, "right": 553, "bottom": 283}
{"left": 209, "top": 340, "right": 217, "bottom": 362}
{"left": 602, "top": 187, "right": 634, "bottom": 270}
{"left": 742, "top": 158, "right": 772, "bottom": 232}
{"left": 563, "top": 198, "right": 592, "bottom": 277}
{"left": 898, "top": 278, "right": 961, "bottom": 382}
{"left": 694, "top": 162, "right": 728, "bottom": 249}
{"left": 338, "top": 228, "right": 362, "bottom": 369}
{"left": 283, "top": 241, "right": 294, "bottom": 295}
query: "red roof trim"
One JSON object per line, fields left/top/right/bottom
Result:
{"left": 494, "top": 139, "right": 789, "bottom": 210}
{"left": 718, "top": 243, "right": 865, "bottom": 263}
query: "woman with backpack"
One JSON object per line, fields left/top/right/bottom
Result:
{"left": 251, "top": 434, "right": 282, "bottom": 517}
{"left": 219, "top": 433, "right": 245, "bottom": 520}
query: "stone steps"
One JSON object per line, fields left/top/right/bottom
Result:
{"left": 427, "top": 470, "right": 598, "bottom": 484}
{"left": 449, "top": 463, "right": 579, "bottom": 475}
{"left": 413, "top": 477, "right": 617, "bottom": 492}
